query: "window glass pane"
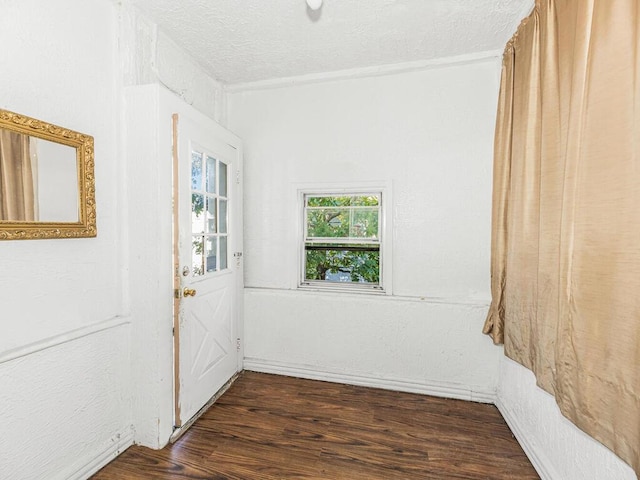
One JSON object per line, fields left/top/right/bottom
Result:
{"left": 351, "top": 207, "right": 379, "bottom": 239}
{"left": 351, "top": 195, "right": 379, "bottom": 207}
{"left": 191, "top": 152, "right": 203, "bottom": 191}
{"left": 192, "top": 236, "right": 204, "bottom": 276}
{"left": 205, "top": 236, "right": 217, "bottom": 273}
{"left": 306, "top": 196, "right": 350, "bottom": 207}
{"left": 219, "top": 161, "right": 228, "bottom": 197}
{"left": 219, "top": 199, "right": 228, "bottom": 234}
{"left": 305, "top": 247, "right": 380, "bottom": 284}
{"left": 191, "top": 194, "right": 205, "bottom": 234}
{"left": 219, "top": 236, "right": 228, "bottom": 270}
{"left": 306, "top": 207, "right": 379, "bottom": 240}
{"left": 205, "top": 196, "right": 217, "bottom": 233}
{"left": 206, "top": 156, "right": 216, "bottom": 194}
{"left": 306, "top": 208, "right": 349, "bottom": 238}
{"left": 306, "top": 195, "right": 379, "bottom": 207}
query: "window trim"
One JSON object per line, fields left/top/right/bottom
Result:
{"left": 296, "top": 184, "right": 392, "bottom": 295}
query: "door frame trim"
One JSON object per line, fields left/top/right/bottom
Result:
{"left": 171, "top": 113, "right": 183, "bottom": 427}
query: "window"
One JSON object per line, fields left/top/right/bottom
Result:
{"left": 300, "top": 191, "right": 386, "bottom": 292}
{"left": 190, "top": 150, "right": 229, "bottom": 276}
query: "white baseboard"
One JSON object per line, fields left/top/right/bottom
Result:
{"left": 243, "top": 358, "right": 496, "bottom": 404}
{"left": 56, "top": 427, "right": 134, "bottom": 480}
{"left": 496, "top": 397, "right": 559, "bottom": 480}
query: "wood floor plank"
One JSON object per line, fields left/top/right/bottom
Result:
{"left": 92, "top": 371, "right": 539, "bottom": 479}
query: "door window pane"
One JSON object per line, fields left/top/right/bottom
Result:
{"left": 191, "top": 152, "right": 203, "bottom": 190}
{"left": 192, "top": 236, "right": 204, "bottom": 276}
{"left": 219, "top": 162, "right": 228, "bottom": 197}
{"left": 206, "top": 197, "right": 217, "bottom": 233}
{"left": 191, "top": 194, "right": 205, "bottom": 234}
{"left": 219, "top": 199, "right": 228, "bottom": 234}
{"left": 206, "top": 155, "right": 216, "bottom": 194}
{"left": 205, "top": 236, "right": 217, "bottom": 273}
{"left": 220, "top": 236, "right": 228, "bottom": 270}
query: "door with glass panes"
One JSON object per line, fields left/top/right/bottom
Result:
{"left": 174, "top": 112, "right": 241, "bottom": 427}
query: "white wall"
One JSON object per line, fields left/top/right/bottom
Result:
{"left": 497, "top": 357, "right": 636, "bottom": 480}
{"left": 0, "top": 0, "right": 228, "bottom": 477}
{"left": 228, "top": 58, "right": 502, "bottom": 401}
{"left": 119, "top": 2, "right": 226, "bottom": 125}
{"left": 120, "top": 1, "right": 230, "bottom": 451}
{"left": 0, "top": 1, "right": 132, "bottom": 479}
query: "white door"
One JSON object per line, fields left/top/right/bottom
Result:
{"left": 173, "top": 112, "right": 242, "bottom": 427}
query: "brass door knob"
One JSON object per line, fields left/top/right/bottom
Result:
{"left": 183, "top": 288, "right": 197, "bottom": 297}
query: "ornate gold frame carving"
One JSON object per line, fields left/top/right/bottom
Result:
{"left": 0, "top": 109, "right": 96, "bottom": 240}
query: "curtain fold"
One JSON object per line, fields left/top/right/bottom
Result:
{"left": 482, "top": 41, "right": 514, "bottom": 345}
{"left": 485, "top": 0, "right": 640, "bottom": 474}
{"left": 0, "top": 130, "right": 35, "bottom": 221}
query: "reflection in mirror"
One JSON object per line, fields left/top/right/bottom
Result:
{"left": 0, "top": 131, "right": 79, "bottom": 222}
{"left": 0, "top": 109, "right": 96, "bottom": 240}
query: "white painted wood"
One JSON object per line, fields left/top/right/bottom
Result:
{"left": 174, "top": 110, "right": 243, "bottom": 426}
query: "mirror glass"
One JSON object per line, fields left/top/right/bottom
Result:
{"left": 0, "top": 132, "right": 79, "bottom": 222}
{"left": 0, "top": 109, "right": 96, "bottom": 240}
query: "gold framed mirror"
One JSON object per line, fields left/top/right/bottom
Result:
{"left": 0, "top": 109, "right": 96, "bottom": 240}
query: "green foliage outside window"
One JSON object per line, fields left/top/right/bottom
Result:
{"left": 305, "top": 195, "right": 381, "bottom": 284}
{"left": 305, "top": 248, "right": 380, "bottom": 283}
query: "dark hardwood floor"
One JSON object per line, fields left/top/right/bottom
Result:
{"left": 92, "top": 371, "right": 539, "bottom": 479}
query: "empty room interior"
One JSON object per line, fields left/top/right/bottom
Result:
{"left": 1, "top": 1, "right": 638, "bottom": 479}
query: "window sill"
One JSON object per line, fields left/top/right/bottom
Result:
{"left": 298, "top": 282, "right": 387, "bottom": 296}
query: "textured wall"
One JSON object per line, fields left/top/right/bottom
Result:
{"left": 119, "top": 2, "right": 226, "bottom": 124}
{"left": 497, "top": 357, "right": 636, "bottom": 480}
{"left": 0, "top": 329, "right": 132, "bottom": 480}
{"left": 229, "top": 58, "right": 502, "bottom": 398}
{"left": 244, "top": 289, "right": 499, "bottom": 401}
{"left": 0, "top": 1, "right": 132, "bottom": 479}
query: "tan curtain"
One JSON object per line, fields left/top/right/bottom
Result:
{"left": 0, "top": 130, "right": 35, "bottom": 221}
{"left": 484, "top": 0, "right": 640, "bottom": 474}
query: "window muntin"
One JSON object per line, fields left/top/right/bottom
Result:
{"left": 302, "top": 193, "right": 382, "bottom": 289}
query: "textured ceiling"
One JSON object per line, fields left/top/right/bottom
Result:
{"left": 130, "top": 0, "right": 533, "bottom": 85}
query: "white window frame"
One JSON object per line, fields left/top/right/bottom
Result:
{"left": 297, "top": 183, "right": 392, "bottom": 295}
